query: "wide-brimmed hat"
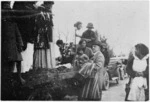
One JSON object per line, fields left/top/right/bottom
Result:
{"left": 92, "top": 41, "right": 101, "bottom": 47}
{"left": 86, "top": 23, "right": 94, "bottom": 29}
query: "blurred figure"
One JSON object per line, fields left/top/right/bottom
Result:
{"left": 74, "top": 46, "right": 89, "bottom": 71}
{"left": 81, "top": 23, "right": 97, "bottom": 48}
{"left": 74, "top": 21, "right": 82, "bottom": 45}
{"left": 2, "top": 1, "right": 25, "bottom": 84}
{"left": 56, "top": 40, "right": 66, "bottom": 56}
{"left": 126, "top": 43, "right": 149, "bottom": 101}
{"left": 101, "top": 43, "right": 110, "bottom": 67}
{"left": 56, "top": 39, "right": 75, "bottom": 64}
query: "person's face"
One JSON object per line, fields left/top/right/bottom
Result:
{"left": 77, "top": 24, "right": 82, "bottom": 30}
{"left": 88, "top": 27, "right": 92, "bottom": 30}
{"left": 79, "top": 50, "right": 84, "bottom": 55}
{"left": 92, "top": 45, "right": 100, "bottom": 53}
{"left": 81, "top": 41, "right": 86, "bottom": 48}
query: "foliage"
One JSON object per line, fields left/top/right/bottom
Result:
{"left": 97, "top": 31, "right": 115, "bottom": 58}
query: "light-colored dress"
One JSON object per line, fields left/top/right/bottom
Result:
{"left": 74, "top": 29, "right": 83, "bottom": 45}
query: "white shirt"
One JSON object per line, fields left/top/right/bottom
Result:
{"left": 74, "top": 29, "right": 83, "bottom": 45}
{"left": 132, "top": 52, "right": 149, "bottom": 72}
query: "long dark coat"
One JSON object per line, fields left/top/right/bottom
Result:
{"left": 79, "top": 51, "right": 105, "bottom": 100}
{"left": 2, "top": 20, "right": 23, "bottom": 62}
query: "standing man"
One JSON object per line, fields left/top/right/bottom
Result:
{"left": 2, "top": 1, "right": 25, "bottom": 84}
{"left": 2, "top": 19, "right": 25, "bottom": 84}
{"left": 81, "top": 23, "right": 97, "bottom": 48}
{"left": 79, "top": 41, "right": 105, "bottom": 100}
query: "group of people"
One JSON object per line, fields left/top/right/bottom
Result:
{"left": 2, "top": 1, "right": 54, "bottom": 85}
{"left": 56, "top": 22, "right": 108, "bottom": 100}
{"left": 56, "top": 39, "right": 105, "bottom": 100}
{"left": 2, "top": 9, "right": 149, "bottom": 100}
{"left": 56, "top": 21, "right": 149, "bottom": 101}
{"left": 77, "top": 40, "right": 105, "bottom": 100}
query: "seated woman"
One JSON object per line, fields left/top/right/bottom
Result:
{"left": 56, "top": 39, "right": 75, "bottom": 64}
{"left": 78, "top": 39, "right": 94, "bottom": 59}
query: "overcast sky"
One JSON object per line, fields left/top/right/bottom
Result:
{"left": 53, "top": 1, "right": 149, "bottom": 55}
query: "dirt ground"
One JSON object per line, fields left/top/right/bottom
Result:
{"left": 102, "top": 78, "right": 129, "bottom": 101}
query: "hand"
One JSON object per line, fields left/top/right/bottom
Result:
{"left": 86, "top": 39, "right": 91, "bottom": 42}
{"left": 75, "top": 34, "right": 78, "bottom": 37}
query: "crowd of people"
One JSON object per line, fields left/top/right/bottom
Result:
{"left": 56, "top": 21, "right": 149, "bottom": 101}
{"left": 2, "top": 1, "right": 149, "bottom": 101}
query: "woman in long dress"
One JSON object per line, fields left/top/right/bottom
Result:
{"left": 78, "top": 41, "right": 105, "bottom": 100}
{"left": 126, "top": 43, "right": 149, "bottom": 101}
{"left": 33, "top": 12, "right": 53, "bottom": 69}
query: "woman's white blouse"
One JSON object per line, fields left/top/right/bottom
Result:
{"left": 132, "top": 53, "right": 149, "bottom": 72}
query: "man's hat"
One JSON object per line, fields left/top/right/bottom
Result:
{"left": 92, "top": 41, "right": 101, "bottom": 47}
{"left": 86, "top": 23, "right": 94, "bottom": 29}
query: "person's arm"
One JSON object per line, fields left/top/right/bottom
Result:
{"left": 82, "top": 54, "right": 89, "bottom": 61}
{"left": 90, "top": 31, "right": 97, "bottom": 41}
{"left": 104, "top": 50, "right": 110, "bottom": 67}
{"left": 88, "top": 48, "right": 94, "bottom": 59}
{"left": 15, "top": 23, "right": 24, "bottom": 52}
{"left": 94, "top": 52, "right": 105, "bottom": 70}
{"left": 75, "top": 34, "right": 82, "bottom": 38}
{"left": 143, "top": 58, "right": 149, "bottom": 78}
{"left": 126, "top": 52, "right": 136, "bottom": 78}
{"left": 15, "top": 24, "right": 24, "bottom": 46}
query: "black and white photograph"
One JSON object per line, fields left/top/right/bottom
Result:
{"left": 1, "top": 0, "right": 149, "bottom": 101}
